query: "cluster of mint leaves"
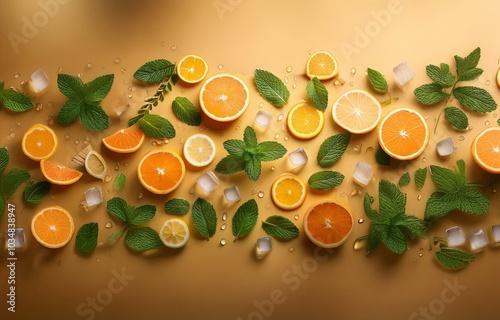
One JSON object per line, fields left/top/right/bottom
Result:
{"left": 0, "top": 81, "right": 33, "bottom": 112}
{"left": 0, "top": 148, "right": 30, "bottom": 220}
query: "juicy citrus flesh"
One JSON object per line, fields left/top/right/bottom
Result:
{"left": 287, "top": 102, "right": 325, "bottom": 139}
{"left": 160, "top": 218, "right": 190, "bottom": 248}
{"left": 304, "top": 201, "right": 354, "bottom": 248}
{"left": 378, "top": 107, "right": 429, "bottom": 160}
{"left": 183, "top": 133, "right": 216, "bottom": 167}
{"left": 40, "top": 159, "right": 83, "bottom": 185}
{"left": 177, "top": 54, "right": 208, "bottom": 84}
{"left": 31, "top": 206, "right": 75, "bottom": 249}
{"left": 22, "top": 124, "right": 58, "bottom": 161}
{"left": 102, "top": 126, "right": 145, "bottom": 153}
{"left": 271, "top": 174, "right": 306, "bottom": 210}
{"left": 306, "top": 51, "right": 339, "bottom": 80}
{"left": 332, "top": 89, "right": 382, "bottom": 134}
{"left": 199, "top": 73, "right": 249, "bottom": 122}
{"left": 137, "top": 149, "right": 186, "bottom": 194}
{"left": 85, "top": 150, "right": 108, "bottom": 180}
{"left": 471, "top": 126, "right": 500, "bottom": 174}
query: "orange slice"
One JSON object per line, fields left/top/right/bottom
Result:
{"left": 471, "top": 126, "right": 500, "bottom": 173}
{"left": 199, "top": 73, "right": 249, "bottom": 122}
{"left": 177, "top": 54, "right": 209, "bottom": 84}
{"left": 287, "top": 102, "right": 325, "bottom": 140}
{"left": 378, "top": 107, "right": 430, "bottom": 160}
{"left": 22, "top": 124, "right": 58, "bottom": 161}
{"left": 304, "top": 200, "right": 354, "bottom": 248}
{"left": 137, "top": 149, "right": 186, "bottom": 194}
{"left": 102, "top": 126, "right": 145, "bottom": 153}
{"left": 31, "top": 206, "right": 75, "bottom": 249}
{"left": 306, "top": 51, "right": 339, "bottom": 80}
{"left": 40, "top": 158, "right": 83, "bottom": 185}
{"left": 271, "top": 174, "right": 306, "bottom": 210}
{"left": 332, "top": 89, "right": 382, "bottom": 134}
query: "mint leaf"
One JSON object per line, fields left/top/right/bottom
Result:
{"left": 398, "top": 172, "right": 411, "bottom": 187}
{"left": 308, "top": 171, "right": 344, "bottom": 190}
{"left": 497, "top": 118, "right": 500, "bottom": 126}
{"left": 0, "top": 147, "right": 9, "bottom": 175}
{"left": 254, "top": 69, "right": 290, "bottom": 107}
{"left": 125, "top": 227, "right": 164, "bottom": 251}
{"left": 0, "top": 197, "right": 5, "bottom": 221}
{"left": 57, "top": 100, "right": 81, "bottom": 125}
{"left": 232, "top": 199, "right": 258, "bottom": 240}
{"left": 456, "top": 159, "right": 466, "bottom": 175}
{"left": 57, "top": 74, "right": 85, "bottom": 99}
{"left": 449, "top": 187, "right": 489, "bottom": 215}
{"left": 106, "top": 197, "right": 130, "bottom": 224}
{"left": 429, "top": 165, "right": 466, "bottom": 193}
{"left": 2, "top": 88, "right": 33, "bottom": 112}
{"left": 254, "top": 141, "right": 287, "bottom": 162}
{"left": 223, "top": 139, "right": 246, "bottom": 157}
{"left": 367, "top": 68, "right": 388, "bottom": 92}
{"left": 0, "top": 168, "right": 30, "bottom": 198}
{"left": 375, "top": 147, "right": 391, "bottom": 166}
{"left": 262, "top": 215, "right": 299, "bottom": 239}
{"left": 424, "top": 191, "right": 455, "bottom": 222}
{"left": 172, "top": 97, "right": 201, "bottom": 126}
{"left": 455, "top": 47, "right": 481, "bottom": 78}
{"left": 381, "top": 225, "right": 406, "bottom": 254}
{"left": 113, "top": 173, "right": 126, "bottom": 191}
{"left": 134, "top": 59, "right": 175, "bottom": 82}
{"left": 245, "top": 155, "right": 261, "bottom": 182}
{"left": 397, "top": 215, "right": 427, "bottom": 239}
{"left": 453, "top": 86, "right": 497, "bottom": 113}
{"left": 192, "top": 198, "right": 217, "bottom": 238}
{"left": 316, "top": 133, "right": 351, "bottom": 167}
{"left": 126, "top": 204, "right": 156, "bottom": 226}
{"left": 84, "top": 74, "right": 114, "bottom": 103}
{"left": 76, "top": 222, "right": 98, "bottom": 253}
{"left": 106, "top": 226, "right": 127, "bottom": 247}
{"left": 243, "top": 126, "right": 258, "bottom": 147}
{"left": 426, "top": 63, "right": 455, "bottom": 87}
{"left": 79, "top": 102, "right": 109, "bottom": 131}
{"left": 435, "top": 247, "right": 475, "bottom": 270}
{"left": 0, "top": 81, "right": 4, "bottom": 91}
{"left": 414, "top": 167, "right": 427, "bottom": 190}
{"left": 444, "top": 106, "right": 469, "bottom": 130}
{"left": 379, "top": 180, "right": 406, "bottom": 218}
{"left": 414, "top": 83, "right": 449, "bottom": 105}
{"left": 215, "top": 155, "right": 246, "bottom": 174}
{"left": 24, "top": 180, "right": 51, "bottom": 204}
{"left": 139, "top": 113, "right": 175, "bottom": 139}
{"left": 164, "top": 198, "right": 190, "bottom": 215}
{"left": 306, "top": 77, "right": 328, "bottom": 111}
{"left": 458, "top": 68, "right": 483, "bottom": 82}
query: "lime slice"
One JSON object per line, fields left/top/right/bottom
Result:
{"left": 85, "top": 150, "right": 108, "bottom": 180}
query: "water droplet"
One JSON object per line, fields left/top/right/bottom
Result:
{"left": 277, "top": 114, "right": 284, "bottom": 122}
{"left": 485, "top": 80, "right": 491, "bottom": 86}
{"left": 271, "top": 166, "right": 275, "bottom": 171}
{"left": 221, "top": 223, "right": 227, "bottom": 230}
{"left": 265, "top": 203, "right": 271, "bottom": 209}
{"left": 235, "top": 126, "right": 240, "bottom": 130}
{"left": 65, "top": 134, "right": 70, "bottom": 140}
{"left": 417, "top": 194, "right": 422, "bottom": 201}
{"left": 284, "top": 76, "right": 289, "bottom": 84}
{"left": 121, "top": 68, "right": 126, "bottom": 74}
{"left": 259, "top": 102, "right": 264, "bottom": 108}
{"left": 350, "top": 67, "right": 356, "bottom": 75}
{"left": 349, "top": 81, "right": 354, "bottom": 87}
{"left": 286, "top": 66, "right": 293, "bottom": 73}
{"left": 58, "top": 66, "right": 63, "bottom": 72}
{"left": 151, "top": 141, "right": 158, "bottom": 146}
{"left": 353, "top": 237, "right": 368, "bottom": 250}
{"left": 493, "top": 113, "right": 497, "bottom": 118}
{"left": 274, "top": 133, "right": 280, "bottom": 139}
{"left": 74, "top": 139, "right": 80, "bottom": 145}
{"left": 8, "top": 132, "right": 15, "bottom": 138}
{"left": 220, "top": 238, "right": 227, "bottom": 246}
{"left": 222, "top": 212, "right": 227, "bottom": 221}
{"left": 251, "top": 189, "right": 257, "bottom": 195}
{"left": 422, "top": 157, "right": 427, "bottom": 163}
{"left": 86, "top": 63, "right": 93, "bottom": 69}
{"left": 171, "top": 44, "right": 177, "bottom": 51}
{"left": 334, "top": 79, "right": 345, "bottom": 86}
{"left": 14, "top": 72, "right": 20, "bottom": 79}
{"left": 419, "top": 253, "right": 423, "bottom": 257}
{"left": 17, "top": 122, "right": 21, "bottom": 127}
{"left": 292, "top": 83, "right": 297, "bottom": 89}
{"left": 179, "top": 138, "right": 185, "bottom": 144}
{"left": 353, "top": 143, "right": 362, "bottom": 153}
{"left": 114, "top": 58, "right": 120, "bottom": 64}
{"left": 104, "top": 174, "right": 112, "bottom": 183}
{"left": 20, "top": 80, "right": 27, "bottom": 86}
{"left": 47, "top": 102, "right": 53, "bottom": 108}
{"left": 127, "top": 93, "right": 133, "bottom": 99}
{"left": 36, "top": 103, "right": 43, "bottom": 111}
{"left": 105, "top": 222, "right": 113, "bottom": 229}
{"left": 163, "top": 139, "right": 169, "bottom": 144}
{"left": 58, "top": 259, "right": 63, "bottom": 266}
{"left": 188, "top": 188, "right": 195, "bottom": 195}
{"left": 350, "top": 188, "right": 359, "bottom": 196}
{"left": 358, "top": 218, "right": 364, "bottom": 224}
{"left": 365, "top": 146, "right": 374, "bottom": 153}
{"left": 218, "top": 64, "right": 223, "bottom": 70}
{"left": 288, "top": 247, "right": 295, "bottom": 253}
{"left": 307, "top": 50, "right": 312, "bottom": 55}
{"left": 47, "top": 115, "right": 54, "bottom": 125}
{"left": 161, "top": 41, "right": 165, "bottom": 46}
{"left": 138, "top": 192, "right": 143, "bottom": 199}
{"left": 284, "top": 136, "right": 289, "bottom": 141}
{"left": 96, "top": 259, "right": 100, "bottom": 263}
{"left": 485, "top": 120, "right": 490, "bottom": 126}
{"left": 294, "top": 214, "right": 299, "bottom": 220}
{"left": 458, "top": 135, "right": 465, "bottom": 141}
{"left": 128, "top": 86, "right": 133, "bottom": 91}
{"left": 258, "top": 191, "right": 265, "bottom": 198}
{"left": 493, "top": 188, "right": 498, "bottom": 193}
{"left": 77, "top": 73, "right": 82, "bottom": 78}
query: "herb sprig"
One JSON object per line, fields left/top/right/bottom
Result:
{"left": 0, "top": 148, "right": 30, "bottom": 220}
{"left": 0, "top": 81, "right": 33, "bottom": 112}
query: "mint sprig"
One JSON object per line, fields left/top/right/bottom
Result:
{"left": 0, "top": 148, "right": 30, "bottom": 220}
{"left": 76, "top": 222, "right": 98, "bottom": 253}
{"left": 192, "top": 198, "right": 217, "bottom": 239}
{"left": 262, "top": 215, "right": 299, "bottom": 239}
{"left": 316, "top": 133, "right": 350, "bottom": 167}
{"left": 232, "top": 199, "right": 259, "bottom": 241}
{"left": 306, "top": 77, "right": 328, "bottom": 112}
{"left": 24, "top": 180, "right": 51, "bottom": 204}
{"left": 0, "top": 81, "right": 33, "bottom": 112}
{"left": 308, "top": 171, "right": 344, "bottom": 191}
{"left": 435, "top": 247, "right": 475, "bottom": 270}
{"left": 172, "top": 97, "right": 201, "bottom": 126}
{"left": 133, "top": 59, "right": 176, "bottom": 83}
{"left": 254, "top": 69, "right": 289, "bottom": 107}
{"left": 164, "top": 198, "right": 190, "bottom": 215}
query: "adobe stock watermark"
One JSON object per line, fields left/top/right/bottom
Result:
{"left": 7, "top": 0, "right": 73, "bottom": 54}
{"left": 213, "top": 0, "right": 244, "bottom": 21}
{"left": 75, "top": 267, "right": 136, "bottom": 320}
{"left": 408, "top": 277, "right": 467, "bottom": 320}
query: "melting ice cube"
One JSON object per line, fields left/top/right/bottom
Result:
{"left": 196, "top": 171, "right": 219, "bottom": 194}
{"left": 30, "top": 69, "right": 50, "bottom": 92}
{"left": 353, "top": 161, "right": 372, "bottom": 187}
{"left": 5, "top": 228, "right": 26, "bottom": 249}
{"left": 254, "top": 110, "right": 272, "bottom": 129}
{"left": 287, "top": 148, "right": 308, "bottom": 169}
{"left": 446, "top": 226, "right": 466, "bottom": 247}
{"left": 436, "top": 137, "right": 457, "bottom": 157}
{"left": 393, "top": 61, "right": 415, "bottom": 86}
{"left": 469, "top": 229, "right": 488, "bottom": 252}
{"left": 84, "top": 187, "right": 103, "bottom": 207}
{"left": 491, "top": 224, "right": 500, "bottom": 244}
{"left": 256, "top": 236, "right": 273, "bottom": 256}
{"left": 223, "top": 186, "right": 241, "bottom": 203}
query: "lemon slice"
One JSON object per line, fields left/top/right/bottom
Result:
{"left": 159, "top": 218, "right": 190, "bottom": 249}
{"left": 332, "top": 89, "right": 382, "bottom": 134}
{"left": 85, "top": 149, "right": 108, "bottom": 180}
{"left": 183, "top": 133, "right": 216, "bottom": 167}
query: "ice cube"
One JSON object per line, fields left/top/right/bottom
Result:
{"left": 353, "top": 161, "right": 372, "bottom": 187}
{"left": 196, "top": 171, "right": 219, "bottom": 194}
{"left": 223, "top": 186, "right": 241, "bottom": 203}
{"left": 30, "top": 69, "right": 50, "bottom": 92}
{"left": 287, "top": 148, "right": 308, "bottom": 169}
{"left": 491, "top": 224, "right": 500, "bottom": 244}
{"left": 393, "top": 61, "right": 415, "bottom": 86}
{"left": 436, "top": 137, "right": 457, "bottom": 157}
{"left": 112, "top": 104, "right": 129, "bottom": 117}
{"left": 84, "top": 187, "right": 103, "bottom": 207}
{"left": 469, "top": 229, "right": 488, "bottom": 252}
{"left": 256, "top": 236, "right": 273, "bottom": 257}
{"left": 4, "top": 228, "right": 26, "bottom": 249}
{"left": 446, "top": 226, "right": 466, "bottom": 247}
{"left": 254, "top": 110, "right": 272, "bottom": 129}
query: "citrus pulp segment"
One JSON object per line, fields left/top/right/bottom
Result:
{"left": 306, "top": 51, "right": 339, "bottom": 80}
{"left": 40, "top": 158, "right": 83, "bottom": 185}
{"left": 137, "top": 149, "right": 186, "bottom": 194}
{"left": 22, "top": 123, "right": 58, "bottom": 161}
{"left": 102, "top": 125, "right": 145, "bottom": 153}
{"left": 31, "top": 206, "right": 75, "bottom": 249}
{"left": 332, "top": 89, "right": 382, "bottom": 134}
{"left": 177, "top": 54, "right": 209, "bottom": 84}
{"left": 287, "top": 102, "right": 325, "bottom": 140}
{"left": 271, "top": 174, "right": 307, "bottom": 210}
{"left": 471, "top": 126, "right": 500, "bottom": 174}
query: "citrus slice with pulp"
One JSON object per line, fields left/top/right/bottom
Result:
{"left": 306, "top": 51, "right": 339, "bottom": 80}
{"left": 22, "top": 124, "right": 58, "bottom": 161}
{"left": 85, "top": 149, "right": 108, "bottom": 180}
{"left": 271, "top": 174, "right": 307, "bottom": 210}
{"left": 287, "top": 102, "right": 325, "bottom": 140}
{"left": 159, "top": 218, "right": 190, "bottom": 248}
{"left": 137, "top": 149, "right": 186, "bottom": 194}
{"left": 471, "top": 126, "right": 500, "bottom": 174}
{"left": 31, "top": 206, "right": 75, "bottom": 249}
{"left": 40, "top": 158, "right": 83, "bottom": 185}
{"left": 177, "top": 54, "right": 209, "bottom": 84}
{"left": 102, "top": 125, "right": 145, "bottom": 153}
{"left": 332, "top": 89, "right": 382, "bottom": 134}
{"left": 183, "top": 133, "right": 216, "bottom": 168}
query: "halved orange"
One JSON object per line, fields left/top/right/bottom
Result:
{"left": 40, "top": 158, "right": 83, "bottom": 185}
{"left": 287, "top": 102, "right": 325, "bottom": 140}
{"left": 177, "top": 54, "right": 209, "bottom": 84}
{"left": 22, "top": 124, "right": 58, "bottom": 161}
{"left": 137, "top": 149, "right": 186, "bottom": 194}
{"left": 471, "top": 126, "right": 500, "bottom": 174}
{"left": 199, "top": 73, "right": 249, "bottom": 122}
{"left": 378, "top": 107, "right": 430, "bottom": 160}
{"left": 31, "top": 206, "right": 75, "bottom": 249}
{"left": 304, "top": 200, "right": 354, "bottom": 248}
{"left": 102, "top": 125, "right": 145, "bottom": 153}
{"left": 306, "top": 51, "right": 339, "bottom": 80}
{"left": 332, "top": 89, "right": 382, "bottom": 134}
{"left": 271, "top": 174, "right": 306, "bottom": 210}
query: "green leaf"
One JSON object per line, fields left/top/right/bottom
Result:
{"left": 232, "top": 199, "right": 259, "bottom": 240}
{"left": 0, "top": 81, "right": 4, "bottom": 91}
{"left": 172, "top": 97, "right": 201, "bottom": 126}
{"left": 458, "top": 68, "right": 483, "bottom": 82}
{"left": 106, "top": 197, "right": 130, "bottom": 224}
{"left": 57, "top": 100, "right": 81, "bottom": 125}
{"left": 381, "top": 225, "right": 407, "bottom": 254}
{"left": 79, "top": 102, "right": 109, "bottom": 131}
{"left": 125, "top": 227, "right": 164, "bottom": 251}
{"left": 429, "top": 165, "right": 466, "bottom": 194}
{"left": 456, "top": 159, "right": 466, "bottom": 175}
{"left": 435, "top": 247, "right": 475, "bottom": 270}
{"left": 379, "top": 180, "right": 406, "bottom": 218}
{"left": 2, "top": 88, "right": 33, "bottom": 112}
{"left": 23, "top": 180, "right": 51, "bottom": 204}
{"left": 375, "top": 147, "right": 391, "bottom": 166}
{"left": 0, "top": 168, "right": 30, "bottom": 198}
{"left": 0, "top": 197, "right": 5, "bottom": 221}
{"left": 366, "top": 225, "right": 384, "bottom": 253}
{"left": 306, "top": 77, "right": 328, "bottom": 111}
{"left": 113, "top": 173, "right": 126, "bottom": 191}
{"left": 223, "top": 139, "right": 246, "bottom": 157}
{"left": 396, "top": 215, "right": 426, "bottom": 239}
{"left": 316, "top": 133, "right": 351, "bottom": 167}
{"left": 215, "top": 154, "right": 246, "bottom": 175}
{"left": 0, "top": 147, "right": 9, "bottom": 175}
{"left": 453, "top": 86, "right": 497, "bottom": 113}
{"left": 76, "top": 222, "right": 98, "bottom": 253}
{"left": 262, "top": 215, "right": 299, "bottom": 239}
{"left": 444, "top": 106, "right": 469, "bottom": 130}
{"left": 449, "top": 186, "right": 490, "bottom": 215}
{"left": 497, "top": 118, "right": 500, "bottom": 126}
{"left": 133, "top": 59, "right": 175, "bottom": 82}
{"left": 243, "top": 126, "right": 258, "bottom": 147}
{"left": 139, "top": 114, "right": 175, "bottom": 139}
{"left": 106, "top": 226, "right": 127, "bottom": 247}
{"left": 127, "top": 114, "right": 143, "bottom": 127}
{"left": 308, "top": 171, "right": 345, "bottom": 190}
{"left": 414, "top": 83, "right": 449, "bottom": 105}
{"left": 426, "top": 63, "right": 455, "bottom": 87}
{"left": 245, "top": 155, "right": 261, "bottom": 181}
{"left": 366, "top": 68, "right": 388, "bottom": 92}
{"left": 414, "top": 167, "right": 427, "bottom": 190}
{"left": 424, "top": 191, "right": 455, "bottom": 221}
{"left": 254, "top": 141, "right": 287, "bottom": 162}
{"left": 254, "top": 69, "right": 290, "bottom": 107}
{"left": 398, "top": 172, "right": 411, "bottom": 187}
{"left": 126, "top": 204, "right": 156, "bottom": 226}
{"left": 84, "top": 74, "right": 114, "bottom": 103}
{"left": 192, "top": 198, "right": 217, "bottom": 238}
{"left": 363, "top": 193, "right": 380, "bottom": 222}
{"left": 164, "top": 198, "right": 190, "bottom": 215}
{"left": 57, "top": 74, "right": 85, "bottom": 100}
{"left": 455, "top": 47, "right": 481, "bottom": 78}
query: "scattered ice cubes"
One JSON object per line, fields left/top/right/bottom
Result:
{"left": 436, "top": 137, "right": 457, "bottom": 157}
{"left": 254, "top": 110, "right": 272, "bottom": 129}
{"left": 223, "top": 186, "right": 241, "bottom": 203}
{"left": 84, "top": 187, "right": 103, "bottom": 207}
{"left": 353, "top": 161, "right": 372, "bottom": 187}
{"left": 256, "top": 236, "right": 273, "bottom": 257}
{"left": 5, "top": 228, "right": 26, "bottom": 249}
{"left": 30, "top": 69, "right": 50, "bottom": 92}
{"left": 393, "top": 61, "right": 415, "bottom": 86}
{"left": 196, "top": 171, "right": 219, "bottom": 194}
{"left": 491, "top": 224, "right": 500, "bottom": 245}
{"left": 446, "top": 226, "right": 466, "bottom": 247}
{"left": 287, "top": 148, "right": 308, "bottom": 169}
{"left": 469, "top": 229, "right": 488, "bottom": 252}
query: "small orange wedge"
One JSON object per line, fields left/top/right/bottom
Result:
{"left": 40, "top": 158, "right": 83, "bottom": 185}
{"left": 102, "top": 126, "right": 145, "bottom": 153}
